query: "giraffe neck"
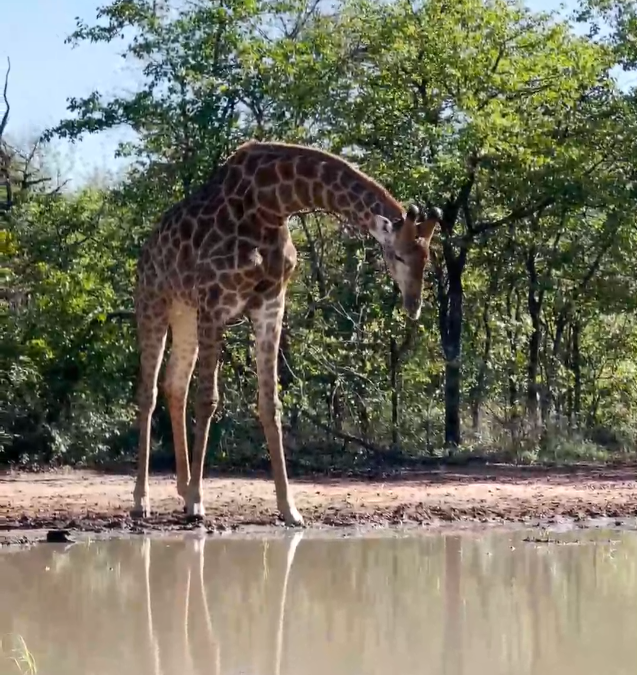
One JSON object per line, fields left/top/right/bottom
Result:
{"left": 220, "top": 141, "right": 404, "bottom": 230}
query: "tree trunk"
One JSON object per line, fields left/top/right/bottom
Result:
{"left": 389, "top": 335, "right": 399, "bottom": 450}
{"left": 437, "top": 245, "right": 465, "bottom": 448}
{"left": 431, "top": 189, "right": 474, "bottom": 448}
{"left": 356, "top": 396, "right": 371, "bottom": 439}
{"left": 330, "top": 380, "right": 344, "bottom": 433}
{"left": 471, "top": 303, "right": 492, "bottom": 432}
{"left": 470, "top": 397, "right": 481, "bottom": 432}
{"left": 546, "top": 305, "right": 569, "bottom": 419}
{"left": 572, "top": 319, "right": 582, "bottom": 421}
{"left": 525, "top": 246, "right": 543, "bottom": 428}
{"left": 564, "top": 322, "right": 573, "bottom": 420}
{"left": 470, "top": 254, "right": 504, "bottom": 431}
{"left": 505, "top": 284, "right": 517, "bottom": 409}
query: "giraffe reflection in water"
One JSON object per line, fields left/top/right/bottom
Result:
{"left": 0, "top": 531, "right": 304, "bottom": 675}
{"left": 2, "top": 530, "right": 637, "bottom": 675}
{"left": 140, "top": 531, "right": 303, "bottom": 675}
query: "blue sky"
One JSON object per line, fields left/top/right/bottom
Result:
{"left": 0, "top": 0, "right": 624, "bottom": 188}
{"left": 2, "top": 0, "right": 138, "bottom": 185}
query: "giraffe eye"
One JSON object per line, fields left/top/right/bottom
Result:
{"left": 395, "top": 254, "right": 406, "bottom": 264}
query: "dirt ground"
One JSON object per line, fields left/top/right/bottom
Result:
{"left": 1, "top": 463, "right": 637, "bottom": 543}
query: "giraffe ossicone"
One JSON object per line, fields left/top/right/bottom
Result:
{"left": 131, "top": 140, "right": 441, "bottom": 525}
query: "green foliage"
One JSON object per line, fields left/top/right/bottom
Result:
{"left": 2, "top": 189, "right": 139, "bottom": 464}
{"left": 3, "top": 0, "right": 637, "bottom": 469}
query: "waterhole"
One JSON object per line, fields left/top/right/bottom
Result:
{"left": 1, "top": 528, "right": 636, "bottom": 674}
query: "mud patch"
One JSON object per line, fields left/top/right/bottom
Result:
{"left": 1, "top": 464, "right": 637, "bottom": 543}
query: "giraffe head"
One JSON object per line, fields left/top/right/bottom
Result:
{"left": 369, "top": 203, "right": 442, "bottom": 320}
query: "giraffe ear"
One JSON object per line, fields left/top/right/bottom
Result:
{"left": 370, "top": 214, "right": 395, "bottom": 246}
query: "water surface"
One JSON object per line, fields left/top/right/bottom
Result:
{"left": 1, "top": 528, "right": 637, "bottom": 675}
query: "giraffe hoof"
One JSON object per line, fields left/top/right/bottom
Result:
{"left": 130, "top": 507, "right": 149, "bottom": 519}
{"left": 186, "top": 502, "right": 206, "bottom": 520}
{"left": 280, "top": 506, "right": 305, "bottom": 527}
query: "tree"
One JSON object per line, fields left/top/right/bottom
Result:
{"left": 6, "top": 0, "right": 637, "bottom": 467}
{"left": 270, "top": 0, "right": 623, "bottom": 445}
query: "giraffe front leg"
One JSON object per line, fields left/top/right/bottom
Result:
{"left": 132, "top": 306, "right": 169, "bottom": 519}
{"left": 250, "top": 295, "right": 304, "bottom": 527}
{"left": 163, "top": 304, "right": 199, "bottom": 508}
{"left": 186, "top": 317, "right": 223, "bottom": 520}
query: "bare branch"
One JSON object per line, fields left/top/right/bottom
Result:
{"left": 470, "top": 197, "right": 555, "bottom": 237}
{"left": 298, "top": 409, "right": 387, "bottom": 455}
{"left": 577, "top": 214, "right": 617, "bottom": 293}
{"left": 0, "top": 57, "right": 12, "bottom": 210}
{"left": 0, "top": 57, "right": 10, "bottom": 141}
{"left": 46, "top": 179, "right": 71, "bottom": 197}
{"left": 22, "top": 176, "right": 50, "bottom": 188}
{"left": 283, "top": 0, "right": 322, "bottom": 39}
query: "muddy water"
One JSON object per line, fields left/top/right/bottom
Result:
{"left": 1, "top": 529, "right": 637, "bottom": 675}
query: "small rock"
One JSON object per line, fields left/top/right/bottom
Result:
{"left": 46, "top": 530, "right": 73, "bottom": 543}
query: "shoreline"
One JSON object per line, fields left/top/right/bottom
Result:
{"left": 2, "top": 464, "right": 637, "bottom": 545}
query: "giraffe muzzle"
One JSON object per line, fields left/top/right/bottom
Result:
{"left": 403, "top": 296, "right": 422, "bottom": 321}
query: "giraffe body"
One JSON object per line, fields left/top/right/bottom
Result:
{"left": 132, "top": 140, "right": 441, "bottom": 524}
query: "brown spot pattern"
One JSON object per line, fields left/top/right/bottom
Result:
{"left": 259, "top": 188, "right": 281, "bottom": 213}
{"left": 179, "top": 218, "right": 194, "bottom": 240}
{"left": 224, "top": 166, "right": 243, "bottom": 195}
{"left": 277, "top": 161, "right": 294, "bottom": 181}
{"left": 255, "top": 166, "right": 279, "bottom": 188}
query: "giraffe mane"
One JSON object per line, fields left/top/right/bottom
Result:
{"left": 229, "top": 139, "right": 405, "bottom": 215}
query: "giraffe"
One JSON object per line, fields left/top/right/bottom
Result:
{"left": 132, "top": 139, "right": 442, "bottom": 526}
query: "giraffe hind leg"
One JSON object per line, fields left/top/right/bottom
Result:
{"left": 163, "top": 301, "right": 199, "bottom": 507}
{"left": 132, "top": 294, "right": 169, "bottom": 518}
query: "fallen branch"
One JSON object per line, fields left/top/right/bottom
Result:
{"left": 299, "top": 409, "right": 388, "bottom": 455}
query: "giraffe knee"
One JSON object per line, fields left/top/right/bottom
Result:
{"left": 162, "top": 368, "right": 188, "bottom": 405}
{"left": 195, "top": 387, "right": 219, "bottom": 419}
{"left": 163, "top": 347, "right": 197, "bottom": 405}
{"left": 163, "top": 381, "right": 187, "bottom": 409}
{"left": 137, "top": 384, "right": 159, "bottom": 412}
